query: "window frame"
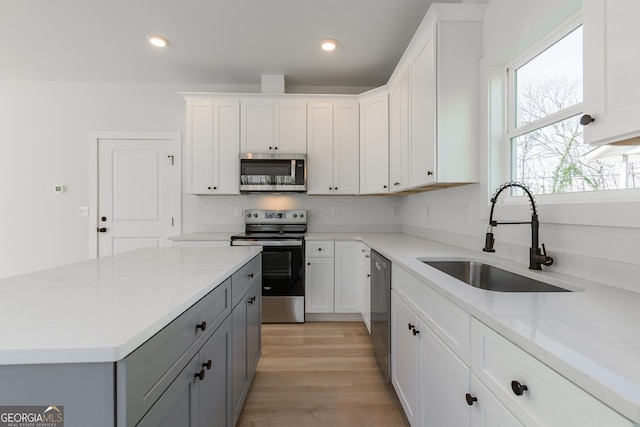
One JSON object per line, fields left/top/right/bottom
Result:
{"left": 499, "top": 14, "right": 640, "bottom": 204}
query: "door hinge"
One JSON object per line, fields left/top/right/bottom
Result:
{"left": 168, "top": 155, "right": 175, "bottom": 166}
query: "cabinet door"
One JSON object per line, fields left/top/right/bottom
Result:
{"left": 231, "top": 294, "right": 249, "bottom": 424}
{"left": 469, "top": 374, "right": 524, "bottom": 427}
{"left": 421, "top": 318, "right": 470, "bottom": 427}
{"left": 305, "top": 257, "right": 335, "bottom": 313}
{"left": 362, "top": 244, "right": 371, "bottom": 333}
{"left": 306, "top": 102, "right": 335, "bottom": 194}
{"left": 186, "top": 99, "right": 215, "bottom": 194}
{"left": 200, "top": 317, "right": 232, "bottom": 427}
{"left": 391, "top": 291, "right": 422, "bottom": 426}
{"left": 241, "top": 101, "right": 274, "bottom": 153}
{"left": 409, "top": 31, "right": 436, "bottom": 186}
{"left": 389, "top": 71, "right": 410, "bottom": 192}
{"left": 274, "top": 101, "right": 307, "bottom": 153}
{"left": 334, "top": 241, "right": 363, "bottom": 313}
{"left": 246, "top": 281, "right": 262, "bottom": 378}
{"left": 583, "top": 0, "right": 640, "bottom": 145}
{"left": 360, "top": 92, "right": 389, "bottom": 194}
{"left": 212, "top": 101, "right": 240, "bottom": 194}
{"left": 333, "top": 102, "right": 360, "bottom": 195}
{"left": 137, "top": 354, "right": 200, "bottom": 427}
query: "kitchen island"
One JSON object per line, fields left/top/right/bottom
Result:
{"left": 0, "top": 246, "right": 262, "bottom": 427}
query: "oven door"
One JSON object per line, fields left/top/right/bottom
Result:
{"left": 261, "top": 244, "right": 305, "bottom": 297}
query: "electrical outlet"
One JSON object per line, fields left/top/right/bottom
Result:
{"left": 76, "top": 206, "right": 89, "bottom": 217}
{"left": 234, "top": 206, "right": 243, "bottom": 217}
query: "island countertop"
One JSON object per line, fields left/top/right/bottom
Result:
{"left": 0, "top": 246, "right": 261, "bottom": 365}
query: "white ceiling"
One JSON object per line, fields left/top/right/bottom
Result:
{"left": 1, "top": 0, "right": 462, "bottom": 90}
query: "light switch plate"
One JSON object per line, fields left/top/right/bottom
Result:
{"left": 77, "top": 206, "right": 89, "bottom": 217}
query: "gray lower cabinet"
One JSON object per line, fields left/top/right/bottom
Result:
{"left": 137, "top": 315, "right": 232, "bottom": 427}
{"left": 231, "top": 267, "right": 262, "bottom": 425}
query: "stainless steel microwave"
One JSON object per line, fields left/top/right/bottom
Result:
{"left": 240, "top": 153, "right": 307, "bottom": 193}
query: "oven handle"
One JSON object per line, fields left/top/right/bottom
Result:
{"left": 231, "top": 240, "right": 303, "bottom": 247}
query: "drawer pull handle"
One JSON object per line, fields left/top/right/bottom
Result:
{"left": 465, "top": 393, "right": 477, "bottom": 406}
{"left": 408, "top": 323, "right": 415, "bottom": 330}
{"left": 196, "top": 321, "right": 207, "bottom": 332}
{"left": 195, "top": 369, "right": 205, "bottom": 381}
{"left": 248, "top": 273, "right": 254, "bottom": 278}
{"left": 203, "top": 360, "right": 212, "bottom": 370}
{"left": 511, "top": 380, "right": 528, "bottom": 396}
{"left": 412, "top": 328, "right": 420, "bottom": 336}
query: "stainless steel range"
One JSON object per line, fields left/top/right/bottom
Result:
{"left": 231, "top": 209, "right": 306, "bottom": 323}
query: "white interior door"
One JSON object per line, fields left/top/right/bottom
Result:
{"left": 96, "top": 135, "right": 180, "bottom": 257}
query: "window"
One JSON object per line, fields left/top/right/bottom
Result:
{"left": 507, "top": 25, "right": 640, "bottom": 196}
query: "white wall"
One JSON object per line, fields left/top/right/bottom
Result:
{"left": 401, "top": 0, "right": 640, "bottom": 293}
{"left": 0, "top": 81, "right": 398, "bottom": 279}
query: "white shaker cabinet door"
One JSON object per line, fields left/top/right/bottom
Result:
{"left": 360, "top": 90, "right": 389, "bottom": 194}
{"left": 241, "top": 100, "right": 274, "bottom": 153}
{"left": 583, "top": 0, "right": 640, "bottom": 145}
{"left": 306, "top": 102, "right": 335, "bottom": 194}
{"left": 274, "top": 101, "right": 307, "bottom": 153}
{"left": 333, "top": 101, "right": 360, "bottom": 195}
{"left": 334, "top": 241, "right": 363, "bottom": 313}
{"left": 305, "top": 257, "right": 335, "bottom": 313}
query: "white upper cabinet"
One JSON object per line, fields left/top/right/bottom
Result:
{"left": 307, "top": 101, "right": 359, "bottom": 195}
{"left": 390, "top": 4, "right": 485, "bottom": 191}
{"left": 359, "top": 89, "right": 390, "bottom": 194}
{"left": 389, "top": 71, "right": 410, "bottom": 192}
{"left": 185, "top": 97, "right": 240, "bottom": 195}
{"left": 241, "top": 100, "right": 306, "bottom": 154}
{"left": 583, "top": 0, "right": 640, "bottom": 145}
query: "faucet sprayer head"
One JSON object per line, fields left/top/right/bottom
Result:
{"left": 483, "top": 226, "right": 496, "bottom": 253}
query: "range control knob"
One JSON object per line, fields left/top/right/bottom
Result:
{"left": 300, "top": 214, "right": 304, "bottom": 218}
{"left": 246, "top": 213, "right": 251, "bottom": 218}
{"left": 254, "top": 213, "right": 258, "bottom": 218}
{"left": 293, "top": 214, "right": 298, "bottom": 218}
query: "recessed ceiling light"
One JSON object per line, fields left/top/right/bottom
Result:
{"left": 320, "top": 38, "right": 338, "bottom": 52}
{"left": 148, "top": 35, "right": 169, "bottom": 48}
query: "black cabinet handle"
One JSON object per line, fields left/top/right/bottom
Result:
{"left": 269, "top": 146, "right": 273, "bottom": 150}
{"left": 97, "top": 227, "right": 107, "bottom": 233}
{"left": 203, "top": 360, "right": 212, "bottom": 370}
{"left": 195, "top": 369, "right": 205, "bottom": 381}
{"left": 329, "top": 187, "right": 333, "bottom": 190}
{"left": 207, "top": 186, "right": 217, "bottom": 190}
{"left": 367, "top": 274, "right": 371, "bottom": 278}
{"left": 383, "top": 185, "right": 387, "bottom": 189}
{"left": 511, "top": 380, "right": 528, "bottom": 396}
{"left": 427, "top": 171, "right": 433, "bottom": 176}
{"left": 412, "top": 328, "right": 420, "bottom": 336}
{"left": 248, "top": 273, "right": 254, "bottom": 279}
{"left": 318, "top": 248, "right": 322, "bottom": 251}
{"left": 394, "top": 182, "right": 400, "bottom": 186}
{"left": 307, "top": 262, "right": 311, "bottom": 266}
{"left": 248, "top": 296, "right": 256, "bottom": 305}
{"left": 465, "top": 393, "right": 478, "bottom": 406}
{"left": 196, "top": 321, "right": 207, "bottom": 332}
{"left": 408, "top": 323, "right": 415, "bottom": 330}
{"left": 580, "top": 114, "right": 595, "bottom": 126}
{"left": 101, "top": 216, "right": 107, "bottom": 222}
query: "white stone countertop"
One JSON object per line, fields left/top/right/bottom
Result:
{"left": 0, "top": 246, "right": 261, "bottom": 365}
{"left": 306, "top": 232, "right": 640, "bottom": 423}
{"left": 168, "top": 232, "right": 235, "bottom": 241}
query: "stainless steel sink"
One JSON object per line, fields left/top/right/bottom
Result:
{"left": 421, "top": 260, "right": 570, "bottom": 292}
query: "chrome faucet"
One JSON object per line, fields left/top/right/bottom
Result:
{"left": 483, "top": 182, "right": 553, "bottom": 270}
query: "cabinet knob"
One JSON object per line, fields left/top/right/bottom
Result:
{"left": 318, "top": 248, "right": 322, "bottom": 251}
{"left": 427, "top": 171, "right": 433, "bottom": 176}
{"left": 383, "top": 185, "right": 387, "bottom": 189}
{"left": 329, "top": 187, "right": 333, "bottom": 190}
{"left": 269, "top": 146, "right": 273, "bottom": 150}
{"left": 511, "top": 380, "right": 528, "bottom": 396}
{"left": 195, "top": 369, "right": 205, "bottom": 381}
{"left": 101, "top": 216, "right": 107, "bottom": 222}
{"left": 465, "top": 393, "right": 478, "bottom": 406}
{"left": 408, "top": 323, "right": 415, "bottom": 330}
{"left": 248, "top": 273, "right": 254, "bottom": 279}
{"left": 203, "top": 360, "right": 212, "bottom": 370}
{"left": 207, "top": 186, "right": 217, "bottom": 190}
{"left": 97, "top": 227, "right": 107, "bottom": 233}
{"left": 335, "top": 187, "right": 338, "bottom": 190}
{"left": 196, "top": 321, "right": 207, "bottom": 332}
{"left": 367, "top": 274, "right": 371, "bottom": 277}
{"left": 307, "top": 262, "right": 311, "bottom": 266}
{"left": 274, "top": 146, "right": 278, "bottom": 150}
{"left": 580, "top": 114, "right": 595, "bottom": 126}
{"left": 412, "top": 328, "right": 420, "bottom": 336}
{"left": 394, "top": 182, "right": 400, "bottom": 186}
{"left": 248, "top": 296, "right": 256, "bottom": 305}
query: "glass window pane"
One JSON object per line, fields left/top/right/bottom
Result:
{"left": 511, "top": 115, "right": 640, "bottom": 195}
{"left": 515, "top": 26, "right": 583, "bottom": 128}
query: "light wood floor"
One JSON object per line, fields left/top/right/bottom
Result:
{"left": 237, "top": 322, "right": 410, "bottom": 427}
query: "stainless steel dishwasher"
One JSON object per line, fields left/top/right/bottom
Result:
{"left": 370, "top": 249, "right": 391, "bottom": 382}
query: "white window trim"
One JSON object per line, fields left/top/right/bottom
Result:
{"left": 494, "top": 12, "right": 640, "bottom": 206}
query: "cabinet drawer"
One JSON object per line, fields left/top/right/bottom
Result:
{"left": 470, "top": 318, "right": 633, "bottom": 427}
{"left": 232, "top": 255, "right": 261, "bottom": 308}
{"left": 306, "top": 241, "right": 334, "bottom": 257}
{"left": 392, "top": 265, "right": 470, "bottom": 364}
{"left": 118, "top": 278, "right": 231, "bottom": 427}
